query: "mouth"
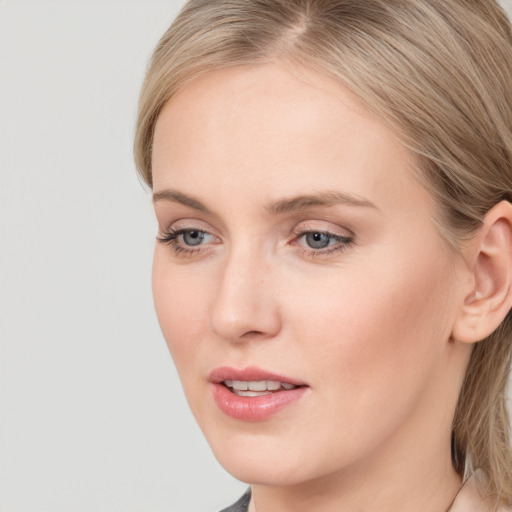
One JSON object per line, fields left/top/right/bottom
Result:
{"left": 209, "top": 367, "right": 309, "bottom": 421}
{"left": 222, "top": 379, "right": 298, "bottom": 397}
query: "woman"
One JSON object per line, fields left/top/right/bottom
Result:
{"left": 134, "top": 1, "right": 512, "bottom": 510}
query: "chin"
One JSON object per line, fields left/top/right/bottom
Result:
{"left": 203, "top": 425, "right": 341, "bottom": 487}
{"left": 203, "top": 427, "right": 296, "bottom": 482}
{"left": 216, "top": 452, "right": 307, "bottom": 486}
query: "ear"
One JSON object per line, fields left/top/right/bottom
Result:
{"left": 451, "top": 201, "right": 512, "bottom": 344}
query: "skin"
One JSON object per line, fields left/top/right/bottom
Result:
{"left": 151, "top": 62, "right": 473, "bottom": 512}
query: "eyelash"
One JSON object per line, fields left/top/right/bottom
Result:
{"left": 156, "top": 227, "right": 354, "bottom": 258}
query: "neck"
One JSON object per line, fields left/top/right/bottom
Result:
{"left": 250, "top": 426, "right": 462, "bottom": 512}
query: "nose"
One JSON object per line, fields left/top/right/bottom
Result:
{"left": 210, "top": 248, "right": 282, "bottom": 343}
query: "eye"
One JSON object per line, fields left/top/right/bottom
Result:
{"left": 181, "top": 230, "right": 207, "bottom": 246}
{"left": 292, "top": 225, "right": 354, "bottom": 257}
{"left": 303, "top": 232, "right": 336, "bottom": 249}
{"left": 157, "top": 227, "right": 219, "bottom": 256}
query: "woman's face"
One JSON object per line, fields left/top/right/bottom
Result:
{"left": 151, "top": 63, "right": 467, "bottom": 486}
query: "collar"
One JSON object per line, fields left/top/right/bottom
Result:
{"left": 450, "top": 472, "right": 510, "bottom": 512}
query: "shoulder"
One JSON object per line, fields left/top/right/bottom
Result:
{"left": 218, "top": 488, "right": 251, "bottom": 512}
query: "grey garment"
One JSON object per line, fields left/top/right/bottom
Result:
{"left": 219, "top": 489, "right": 251, "bottom": 512}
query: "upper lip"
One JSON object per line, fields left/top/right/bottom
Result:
{"left": 208, "top": 366, "right": 307, "bottom": 386}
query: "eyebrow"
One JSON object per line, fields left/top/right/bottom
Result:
{"left": 153, "top": 189, "right": 213, "bottom": 214}
{"left": 152, "top": 188, "right": 378, "bottom": 214}
{"left": 266, "top": 191, "right": 378, "bottom": 215}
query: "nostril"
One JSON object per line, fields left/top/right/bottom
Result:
{"left": 239, "top": 330, "right": 265, "bottom": 340}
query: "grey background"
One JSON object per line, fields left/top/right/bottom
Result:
{"left": 0, "top": 1, "right": 511, "bottom": 511}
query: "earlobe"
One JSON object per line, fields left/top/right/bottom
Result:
{"left": 451, "top": 201, "right": 512, "bottom": 344}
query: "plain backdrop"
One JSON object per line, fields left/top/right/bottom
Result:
{"left": 0, "top": 1, "right": 246, "bottom": 511}
{"left": 1, "top": 1, "right": 511, "bottom": 511}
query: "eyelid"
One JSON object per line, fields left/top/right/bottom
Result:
{"left": 292, "top": 220, "right": 354, "bottom": 239}
{"left": 160, "top": 218, "right": 219, "bottom": 234}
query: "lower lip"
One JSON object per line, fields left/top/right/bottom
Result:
{"left": 211, "top": 383, "right": 308, "bottom": 421}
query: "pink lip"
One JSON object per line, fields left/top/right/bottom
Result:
{"left": 208, "top": 366, "right": 306, "bottom": 386}
{"left": 209, "top": 366, "right": 309, "bottom": 422}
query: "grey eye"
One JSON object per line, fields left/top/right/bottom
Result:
{"left": 182, "top": 230, "right": 206, "bottom": 246}
{"left": 305, "top": 232, "right": 331, "bottom": 249}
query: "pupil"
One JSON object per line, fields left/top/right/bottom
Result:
{"left": 306, "top": 232, "right": 330, "bottom": 249}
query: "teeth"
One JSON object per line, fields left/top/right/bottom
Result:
{"left": 236, "top": 390, "right": 272, "bottom": 397}
{"left": 266, "top": 380, "right": 281, "bottom": 391}
{"left": 248, "top": 381, "right": 267, "bottom": 391}
{"left": 223, "top": 380, "right": 297, "bottom": 392}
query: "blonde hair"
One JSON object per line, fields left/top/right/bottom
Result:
{"left": 134, "top": 0, "right": 512, "bottom": 507}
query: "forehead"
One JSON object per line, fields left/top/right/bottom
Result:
{"left": 151, "top": 62, "right": 429, "bottom": 216}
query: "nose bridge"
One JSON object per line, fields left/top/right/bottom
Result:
{"left": 210, "top": 240, "right": 281, "bottom": 342}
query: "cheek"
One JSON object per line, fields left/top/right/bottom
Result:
{"left": 152, "top": 248, "right": 208, "bottom": 372}
{"left": 266, "top": 253, "right": 457, "bottom": 475}
{"left": 288, "top": 249, "right": 456, "bottom": 404}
